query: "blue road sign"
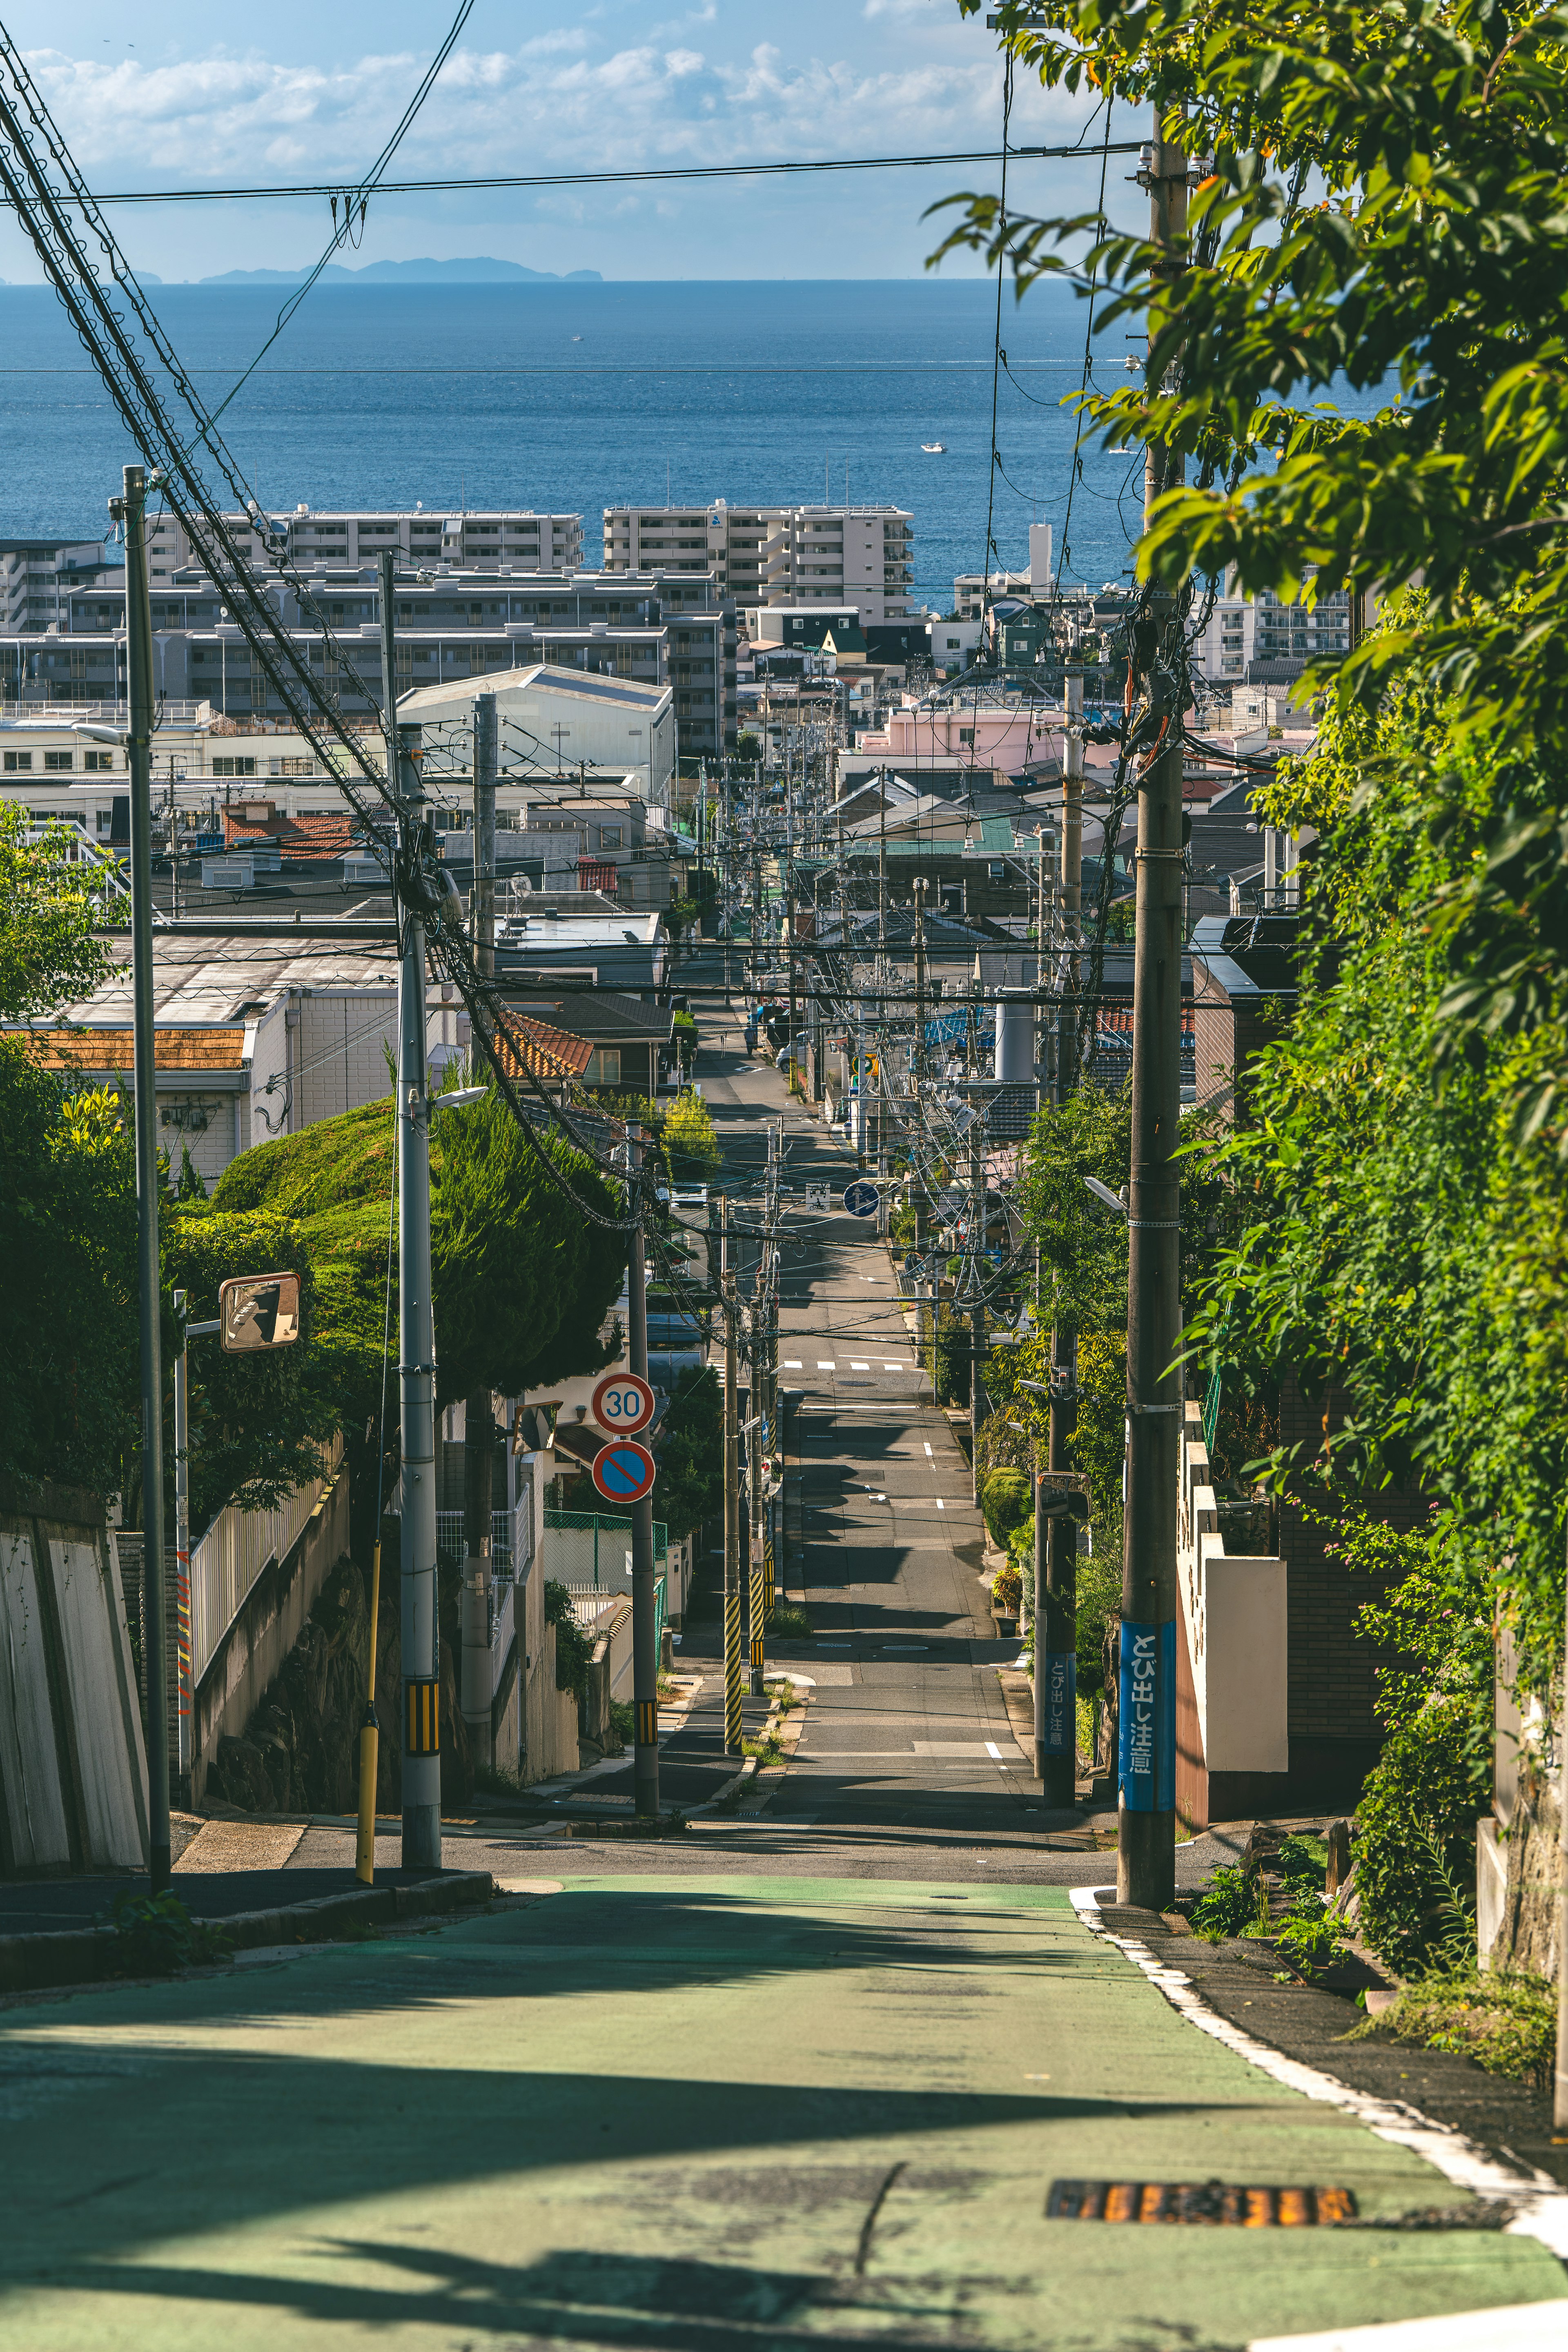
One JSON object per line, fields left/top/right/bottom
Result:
{"left": 591, "top": 1439, "right": 657, "bottom": 1506}
{"left": 842, "top": 1180, "right": 880, "bottom": 1219}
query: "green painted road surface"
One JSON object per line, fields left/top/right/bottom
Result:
{"left": 2, "top": 1874, "right": 1560, "bottom": 2350}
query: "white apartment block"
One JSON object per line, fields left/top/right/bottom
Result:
{"left": 603, "top": 502, "right": 914, "bottom": 624}
{"left": 953, "top": 525, "right": 1053, "bottom": 620}
{"left": 148, "top": 506, "right": 584, "bottom": 580}
{"left": 0, "top": 538, "right": 116, "bottom": 630}
{"left": 1194, "top": 596, "right": 1255, "bottom": 681}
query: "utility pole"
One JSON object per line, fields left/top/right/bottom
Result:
{"left": 968, "top": 1102, "right": 986, "bottom": 1506}
{"left": 114, "top": 462, "right": 169, "bottom": 1892}
{"left": 1118, "top": 106, "right": 1188, "bottom": 1911}
{"left": 912, "top": 877, "right": 930, "bottom": 1380}
{"left": 627, "top": 1130, "right": 660, "bottom": 1815}
{"left": 461, "top": 687, "right": 498, "bottom": 1775}
{"left": 172, "top": 1292, "right": 192, "bottom": 1804}
{"left": 722, "top": 1198, "right": 743, "bottom": 1753}
{"left": 750, "top": 1128, "right": 775, "bottom": 1697}
{"left": 1039, "top": 655, "right": 1085, "bottom": 1806}
{"left": 381, "top": 554, "right": 442, "bottom": 1870}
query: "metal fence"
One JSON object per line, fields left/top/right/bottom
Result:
{"left": 435, "top": 1508, "right": 515, "bottom": 1576}
{"left": 189, "top": 1431, "right": 344, "bottom": 1691}
{"left": 564, "top": 1575, "right": 666, "bottom": 1660}
{"left": 543, "top": 1508, "right": 668, "bottom": 1587}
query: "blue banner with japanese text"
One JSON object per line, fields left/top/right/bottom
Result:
{"left": 1118, "top": 1619, "right": 1176, "bottom": 1812}
{"left": 1040, "top": 1651, "right": 1076, "bottom": 1757}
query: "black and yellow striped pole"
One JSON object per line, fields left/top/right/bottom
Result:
{"left": 723, "top": 1198, "right": 744, "bottom": 1753}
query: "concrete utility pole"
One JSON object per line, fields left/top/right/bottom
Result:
{"left": 114, "top": 462, "right": 170, "bottom": 1892}
{"left": 1040, "top": 657, "right": 1085, "bottom": 1809}
{"left": 626, "top": 1130, "right": 661, "bottom": 1815}
{"left": 968, "top": 1105, "right": 986, "bottom": 1506}
{"left": 381, "top": 554, "right": 442, "bottom": 1869}
{"left": 722, "top": 1198, "right": 743, "bottom": 1752}
{"left": 912, "top": 878, "right": 930, "bottom": 1379}
{"left": 1118, "top": 106, "right": 1189, "bottom": 1911}
{"left": 461, "top": 688, "right": 498, "bottom": 1775}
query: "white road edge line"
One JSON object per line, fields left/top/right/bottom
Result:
{"left": 1067, "top": 1884, "right": 1568, "bottom": 2265}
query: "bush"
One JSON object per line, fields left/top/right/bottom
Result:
{"left": 769, "top": 1599, "right": 813, "bottom": 1638}
{"left": 933, "top": 1314, "right": 971, "bottom": 1407}
{"left": 990, "top": 1562, "right": 1022, "bottom": 1616}
{"left": 544, "top": 1578, "right": 593, "bottom": 1700}
{"left": 1353, "top": 1695, "right": 1490, "bottom": 1971}
{"left": 108, "top": 1891, "right": 232, "bottom": 1976}
{"left": 1348, "top": 1969, "right": 1557, "bottom": 2088}
{"left": 981, "top": 1468, "right": 1032, "bottom": 1552}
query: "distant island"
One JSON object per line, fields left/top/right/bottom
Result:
{"left": 197, "top": 257, "right": 603, "bottom": 287}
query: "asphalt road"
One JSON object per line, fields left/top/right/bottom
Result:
{"left": 4, "top": 1006, "right": 1564, "bottom": 2347}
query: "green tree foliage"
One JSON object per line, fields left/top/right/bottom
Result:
{"left": 947, "top": 0, "right": 1568, "bottom": 1142}
{"left": 662, "top": 1087, "right": 719, "bottom": 1178}
{"left": 212, "top": 1086, "right": 628, "bottom": 1431}
{"left": 0, "top": 807, "right": 110, "bottom": 1022}
{"left": 1354, "top": 1697, "right": 1491, "bottom": 1972}
{"left": 650, "top": 1365, "right": 723, "bottom": 1542}
{"left": 0, "top": 1049, "right": 136, "bottom": 1496}
{"left": 1184, "top": 670, "right": 1568, "bottom": 1674}
{"left": 162, "top": 1205, "right": 338, "bottom": 1530}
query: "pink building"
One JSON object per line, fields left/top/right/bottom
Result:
{"left": 856, "top": 697, "right": 1061, "bottom": 768}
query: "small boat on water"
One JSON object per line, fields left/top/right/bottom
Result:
{"left": 921, "top": 441, "right": 947, "bottom": 453}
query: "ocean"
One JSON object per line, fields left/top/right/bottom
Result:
{"left": 0, "top": 277, "right": 1151, "bottom": 606}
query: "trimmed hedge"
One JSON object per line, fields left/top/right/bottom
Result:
{"left": 981, "top": 1469, "right": 1032, "bottom": 1552}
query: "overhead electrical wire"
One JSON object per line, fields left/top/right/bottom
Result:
{"left": 89, "top": 141, "right": 1146, "bottom": 209}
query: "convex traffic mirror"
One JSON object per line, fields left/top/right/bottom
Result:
{"left": 219, "top": 1271, "right": 301, "bottom": 1352}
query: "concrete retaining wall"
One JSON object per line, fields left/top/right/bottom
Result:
{"left": 0, "top": 1479, "right": 149, "bottom": 1875}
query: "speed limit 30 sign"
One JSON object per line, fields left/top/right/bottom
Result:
{"left": 591, "top": 1372, "right": 655, "bottom": 1436}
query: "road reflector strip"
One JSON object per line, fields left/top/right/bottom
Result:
{"left": 1046, "top": 2181, "right": 1357, "bottom": 2226}
{"left": 405, "top": 1678, "right": 440, "bottom": 1756}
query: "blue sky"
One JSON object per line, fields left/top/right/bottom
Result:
{"left": 0, "top": 1, "right": 1131, "bottom": 283}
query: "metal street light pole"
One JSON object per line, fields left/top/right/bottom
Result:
{"left": 1118, "top": 106, "right": 1188, "bottom": 1911}
{"left": 381, "top": 555, "right": 442, "bottom": 1870}
{"left": 114, "top": 462, "right": 170, "bottom": 1891}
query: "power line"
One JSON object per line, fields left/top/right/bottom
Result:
{"left": 89, "top": 143, "right": 1145, "bottom": 209}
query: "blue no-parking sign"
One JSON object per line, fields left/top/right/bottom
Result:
{"left": 591, "top": 1439, "right": 657, "bottom": 1506}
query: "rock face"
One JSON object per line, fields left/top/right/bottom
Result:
{"left": 209, "top": 1552, "right": 473, "bottom": 1815}
{"left": 1498, "top": 1762, "right": 1560, "bottom": 1979}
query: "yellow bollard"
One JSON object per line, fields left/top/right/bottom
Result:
{"left": 354, "top": 1540, "right": 382, "bottom": 1885}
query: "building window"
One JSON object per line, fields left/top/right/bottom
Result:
{"left": 3, "top": 751, "right": 33, "bottom": 771}
{"left": 44, "top": 751, "right": 73, "bottom": 772}
{"left": 584, "top": 1048, "right": 621, "bottom": 1087}
{"left": 212, "top": 757, "right": 258, "bottom": 779}
{"left": 599, "top": 826, "right": 623, "bottom": 851}
{"left": 84, "top": 750, "right": 116, "bottom": 772}
{"left": 958, "top": 728, "right": 975, "bottom": 745}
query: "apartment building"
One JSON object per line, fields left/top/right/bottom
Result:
{"left": 1190, "top": 586, "right": 1351, "bottom": 681}
{"left": 147, "top": 506, "right": 584, "bottom": 579}
{"left": 3, "top": 560, "right": 736, "bottom": 762}
{"left": 953, "top": 525, "right": 1053, "bottom": 620}
{"left": 603, "top": 502, "right": 914, "bottom": 625}
{"left": 0, "top": 538, "right": 119, "bottom": 633}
